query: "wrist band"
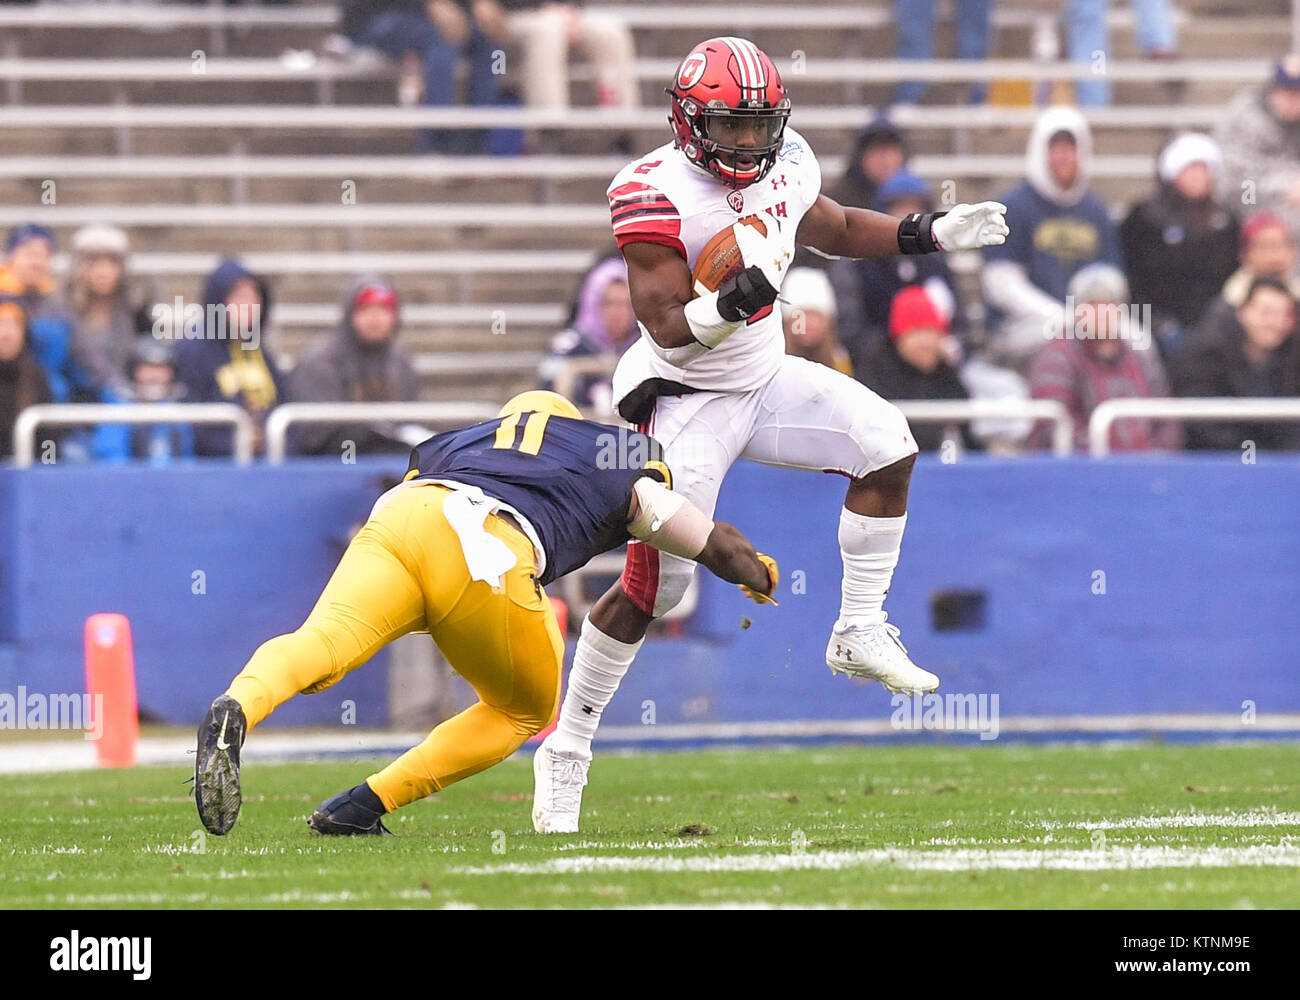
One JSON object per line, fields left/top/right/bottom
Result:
{"left": 897, "top": 211, "right": 947, "bottom": 254}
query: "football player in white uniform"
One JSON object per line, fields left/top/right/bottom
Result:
{"left": 534, "top": 36, "right": 1008, "bottom": 833}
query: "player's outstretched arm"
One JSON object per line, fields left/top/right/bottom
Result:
{"left": 698, "top": 522, "right": 778, "bottom": 601}
{"left": 796, "top": 194, "right": 1008, "bottom": 259}
{"left": 627, "top": 477, "right": 776, "bottom": 600}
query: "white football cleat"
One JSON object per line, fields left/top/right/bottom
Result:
{"left": 826, "top": 622, "right": 940, "bottom": 694}
{"left": 531, "top": 734, "right": 591, "bottom": 834}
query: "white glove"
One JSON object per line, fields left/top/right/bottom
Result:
{"left": 930, "top": 202, "right": 1009, "bottom": 251}
{"left": 732, "top": 215, "right": 791, "bottom": 291}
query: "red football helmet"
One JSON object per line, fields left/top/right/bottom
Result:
{"left": 668, "top": 37, "right": 791, "bottom": 188}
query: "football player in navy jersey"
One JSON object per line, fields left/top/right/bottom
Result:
{"left": 194, "top": 390, "right": 777, "bottom": 836}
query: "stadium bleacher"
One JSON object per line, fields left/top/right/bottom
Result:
{"left": 0, "top": 0, "right": 1293, "bottom": 403}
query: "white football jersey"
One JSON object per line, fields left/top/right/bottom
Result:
{"left": 606, "top": 126, "right": 822, "bottom": 396}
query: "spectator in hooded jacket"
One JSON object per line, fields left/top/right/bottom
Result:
{"left": 174, "top": 259, "right": 288, "bottom": 457}
{"left": 65, "top": 224, "right": 155, "bottom": 395}
{"left": 1119, "top": 133, "right": 1239, "bottom": 363}
{"left": 1028, "top": 263, "right": 1180, "bottom": 453}
{"left": 289, "top": 275, "right": 419, "bottom": 456}
{"left": 830, "top": 169, "right": 966, "bottom": 372}
{"left": 0, "top": 295, "right": 52, "bottom": 461}
{"left": 981, "top": 106, "right": 1124, "bottom": 370}
{"left": 1216, "top": 55, "right": 1300, "bottom": 237}
{"left": 861, "top": 285, "right": 976, "bottom": 452}
{"left": 781, "top": 268, "right": 852, "bottom": 377}
{"left": 1175, "top": 276, "right": 1300, "bottom": 451}
{"left": 539, "top": 255, "right": 639, "bottom": 416}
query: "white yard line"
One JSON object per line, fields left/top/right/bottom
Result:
{"left": 455, "top": 844, "right": 1300, "bottom": 876}
{"left": 1043, "top": 809, "right": 1300, "bottom": 830}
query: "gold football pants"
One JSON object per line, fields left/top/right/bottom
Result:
{"left": 224, "top": 484, "right": 563, "bottom": 812}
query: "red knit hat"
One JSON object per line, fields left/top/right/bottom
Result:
{"left": 1239, "top": 211, "right": 1290, "bottom": 251}
{"left": 888, "top": 285, "right": 949, "bottom": 339}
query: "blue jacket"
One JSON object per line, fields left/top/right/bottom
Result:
{"left": 174, "top": 259, "right": 288, "bottom": 457}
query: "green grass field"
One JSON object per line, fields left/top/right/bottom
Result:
{"left": 1, "top": 742, "right": 1298, "bottom": 909}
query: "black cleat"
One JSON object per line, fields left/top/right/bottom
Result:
{"left": 308, "top": 782, "right": 391, "bottom": 836}
{"left": 194, "top": 695, "right": 247, "bottom": 836}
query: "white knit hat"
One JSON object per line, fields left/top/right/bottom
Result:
{"left": 71, "top": 223, "right": 129, "bottom": 257}
{"left": 1157, "top": 132, "right": 1222, "bottom": 184}
{"left": 780, "top": 267, "right": 837, "bottom": 321}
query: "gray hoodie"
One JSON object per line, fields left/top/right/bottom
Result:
{"left": 288, "top": 274, "right": 419, "bottom": 456}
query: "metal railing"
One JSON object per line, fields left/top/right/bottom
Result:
{"left": 1089, "top": 398, "right": 1300, "bottom": 457}
{"left": 10, "top": 403, "right": 254, "bottom": 468}
{"left": 895, "top": 399, "right": 1074, "bottom": 457}
{"left": 264, "top": 402, "right": 501, "bottom": 464}
{"left": 20, "top": 397, "right": 1300, "bottom": 466}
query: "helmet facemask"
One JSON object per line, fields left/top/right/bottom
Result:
{"left": 698, "top": 105, "right": 790, "bottom": 185}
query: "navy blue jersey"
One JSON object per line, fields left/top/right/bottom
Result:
{"left": 406, "top": 415, "right": 671, "bottom": 585}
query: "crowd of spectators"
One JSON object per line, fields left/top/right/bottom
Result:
{"left": 0, "top": 223, "right": 419, "bottom": 462}
{"left": 4, "top": 6, "right": 1300, "bottom": 462}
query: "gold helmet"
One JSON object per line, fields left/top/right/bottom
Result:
{"left": 497, "top": 390, "right": 582, "bottom": 421}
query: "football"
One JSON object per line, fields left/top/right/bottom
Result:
{"left": 691, "top": 214, "right": 768, "bottom": 296}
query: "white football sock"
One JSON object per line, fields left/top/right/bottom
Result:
{"left": 835, "top": 509, "right": 907, "bottom": 631}
{"left": 552, "top": 615, "right": 644, "bottom": 755}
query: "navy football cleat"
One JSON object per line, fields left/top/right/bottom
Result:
{"left": 308, "top": 782, "right": 391, "bottom": 836}
{"left": 194, "top": 694, "right": 247, "bottom": 835}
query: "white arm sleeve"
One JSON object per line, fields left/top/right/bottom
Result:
{"left": 627, "top": 477, "right": 713, "bottom": 560}
{"left": 981, "top": 259, "right": 1064, "bottom": 328}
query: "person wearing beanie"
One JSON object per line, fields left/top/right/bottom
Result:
{"left": 0, "top": 295, "right": 53, "bottom": 460}
{"left": 1119, "top": 132, "right": 1239, "bottom": 362}
{"left": 65, "top": 223, "right": 155, "bottom": 394}
{"left": 981, "top": 106, "right": 1125, "bottom": 370}
{"left": 860, "top": 285, "right": 976, "bottom": 452}
{"left": 1195, "top": 210, "right": 1300, "bottom": 343}
{"left": 830, "top": 168, "right": 967, "bottom": 370}
{"left": 288, "top": 274, "right": 418, "bottom": 456}
{"left": 1216, "top": 54, "right": 1300, "bottom": 237}
{"left": 780, "top": 267, "right": 852, "bottom": 376}
{"left": 1028, "top": 263, "right": 1181, "bottom": 453}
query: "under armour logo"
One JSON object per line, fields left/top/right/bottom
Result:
{"left": 582, "top": 705, "right": 594, "bottom": 714}
{"left": 835, "top": 645, "right": 852, "bottom": 661}
{"left": 771, "top": 173, "right": 787, "bottom": 190}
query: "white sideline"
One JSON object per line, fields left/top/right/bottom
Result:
{"left": 1, "top": 713, "right": 1299, "bottom": 775}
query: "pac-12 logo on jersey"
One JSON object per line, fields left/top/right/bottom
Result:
{"left": 727, "top": 190, "right": 744, "bottom": 213}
